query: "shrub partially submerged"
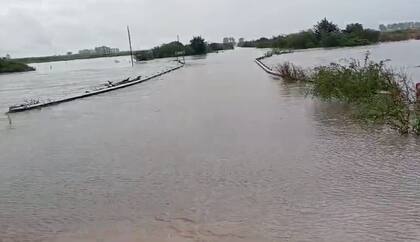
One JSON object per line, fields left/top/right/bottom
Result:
{"left": 276, "top": 55, "right": 419, "bottom": 134}
{"left": 310, "top": 57, "right": 398, "bottom": 101}
{"left": 275, "top": 62, "right": 308, "bottom": 82}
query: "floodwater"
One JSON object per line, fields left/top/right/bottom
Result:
{"left": 263, "top": 40, "right": 420, "bottom": 82}
{"left": 0, "top": 56, "right": 180, "bottom": 113}
{"left": 0, "top": 42, "right": 419, "bottom": 242}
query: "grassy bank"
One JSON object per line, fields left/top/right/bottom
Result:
{"left": 0, "top": 59, "right": 35, "bottom": 73}
{"left": 273, "top": 55, "right": 420, "bottom": 135}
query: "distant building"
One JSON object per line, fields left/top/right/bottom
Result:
{"left": 78, "top": 49, "right": 95, "bottom": 55}
{"left": 238, "top": 38, "right": 244, "bottom": 44}
{"left": 5, "top": 54, "right": 11, "bottom": 60}
{"left": 95, "top": 46, "right": 112, "bottom": 55}
{"left": 110, "top": 48, "right": 120, "bottom": 54}
{"left": 67, "top": 52, "right": 73, "bottom": 55}
{"left": 78, "top": 46, "right": 119, "bottom": 56}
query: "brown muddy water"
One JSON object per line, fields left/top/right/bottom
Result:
{"left": 0, "top": 43, "right": 420, "bottom": 242}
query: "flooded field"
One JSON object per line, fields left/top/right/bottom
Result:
{"left": 0, "top": 42, "right": 419, "bottom": 242}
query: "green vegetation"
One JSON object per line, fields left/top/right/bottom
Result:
{"left": 273, "top": 55, "right": 420, "bottom": 134}
{"left": 379, "top": 29, "right": 420, "bottom": 42}
{"left": 13, "top": 36, "right": 235, "bottom": 64}
{"left": 0, "top": 58, "right": 35, "bottom": 73}
{"left": 242, "top": 19, "right": 420, "bottom": 50}
{"left": 239, "top": 18, "right": 380, "bottom": 49}
{"left": 135, "top": 36, "right": 234, "bottom": 62}
{"left": 189, "top": 36, "right": 207, "bottom": 55}
{"left": 135, "top": 41, "right": 185, "bottom": 61}
{"left": 208, "top": 42, "right": 234, "bottom": 52}
{"left": 275, "top": 62, "right": 308, "bottom": 82}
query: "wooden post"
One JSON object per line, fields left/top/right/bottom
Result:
{"left": 416, "top": 83, "right": 420, "bottom": 103}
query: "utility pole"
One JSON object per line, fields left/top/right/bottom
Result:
{"left": 127, "top": 25, "right": 134, "bottom": 67}
{"left": 177, "top": 34, "right": 185, "bottom": 64}
{"left": 177, "top": 35, "right": 180, "bottom": 62}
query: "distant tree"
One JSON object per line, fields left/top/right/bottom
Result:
{"left": 379, "top": 24, "right": 387, "bottom": 32}
{"left": 238, "top": 19, "right": 383, "bottom": 50}
{"left": 152, "top": 41, "right": 184, "bottom": 58}
{"left": 314, "top": 18, "right": 340, "bottom": 40}
{"left": 209, "top": 42, "right": 234, "bottom": 51}
{"left": 320, "top": 32, "right": 342, "bottom": 47}
{"left": 223, "top": 37, "right": 236, "bottom": 45}
{"left": 380, "top": 22, "right": 420, "bottom": 32}
{"left": 360, "top": 29, "right": 380, "bottom": 42}
{"left": 190, "top": 36, "right": 207, "bottom": 55}
{"left": 253, "top": 37, "right": 275, "bottom": 48}
{"left": 283, "top": 30, "right": 317, "bottom": 49}
{"left": 344, "top": 23, "right": 364, "bottom": 34}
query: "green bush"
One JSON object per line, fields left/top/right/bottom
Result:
{"left": 266, "top": 54, "right": 419, "bottom": 134}
{"left": 310, "top": 58, "right": 396, "bottom": 102}
{"left": 0, "top": 59, "right": 35, "bottom": 73}
{"left": 307, "top": 55, "right": 417, "bottom": 134}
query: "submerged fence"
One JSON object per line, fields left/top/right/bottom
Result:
{"left": 8, "top": 61, "right": 184, "bottom": 113}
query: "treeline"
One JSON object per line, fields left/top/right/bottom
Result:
{"left": 380, "top": 22, "right": 420, "bottom": 32}
{"left": 0, "top": 58, "right": 35, "bottom": 73}
{"left": 135, "top": 36, "right": 234, "bottom": 61}
{"left": 379, "top": 29, "right": 420, "bottom": 42}
{"left": 239, "top": 19, "right": 380, "bottom": 49}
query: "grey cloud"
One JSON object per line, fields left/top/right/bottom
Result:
{"left": 1, "top": 0, "right": 419, "bottom": 57}
{"left": 0, "top": 9, "right": 53, "bottom": 57}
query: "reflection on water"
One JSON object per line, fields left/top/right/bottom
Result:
{"left": 0, "top": 43, "right": 419, "bottom": 242}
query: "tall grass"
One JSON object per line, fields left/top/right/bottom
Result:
{"left": 275, "top": 62, "right": 308, "bottom": 82}
{"left": 276, "top": 55, "right": 419, "bottom": 134}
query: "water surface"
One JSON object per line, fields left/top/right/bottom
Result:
{"left": 0, "top": 43, "right": 419, "bottom": 242}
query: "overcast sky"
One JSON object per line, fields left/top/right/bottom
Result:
{"left": 1, "top": 0, "right": 419, "bottom": 57}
